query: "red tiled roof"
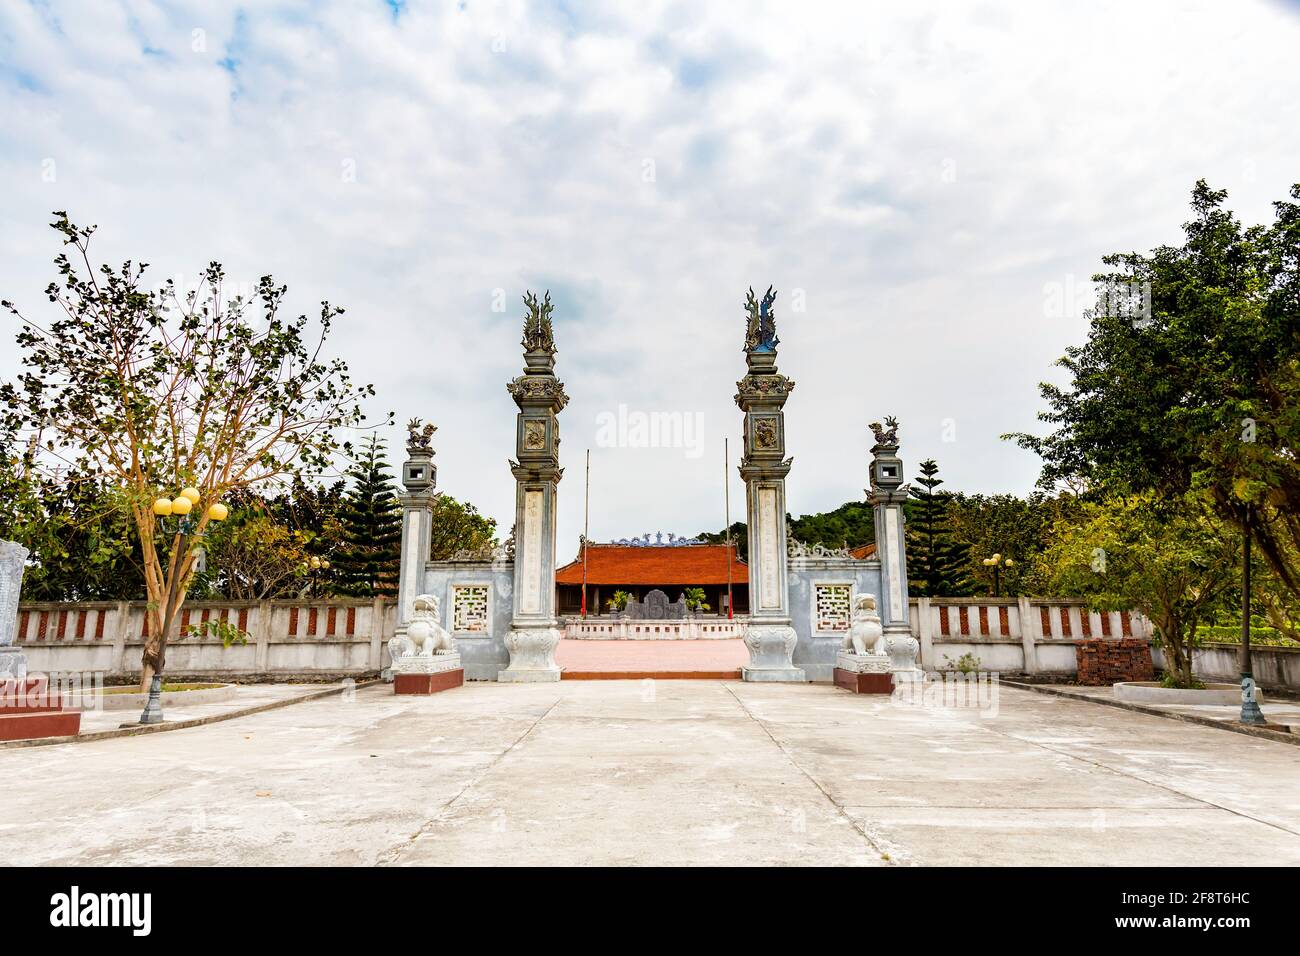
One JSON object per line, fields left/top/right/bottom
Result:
{"left": 850, "top": 543, "right": 877, "bottom": 559}
{"left": 556, "top": 543, "right": 747, "bottom": 586}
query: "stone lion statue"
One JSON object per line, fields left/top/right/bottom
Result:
{"left": 390, "top": 594, "right": 456, "bottom": 659}
{"left": 843, "top": 593, "right": 885, "bottom": 656}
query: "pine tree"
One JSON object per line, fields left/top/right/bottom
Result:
{"left": 332, "top": 436, "right": 403, "bottom": 596}
{"left": 906, "top": 459, "right": 973, "bottom": 597}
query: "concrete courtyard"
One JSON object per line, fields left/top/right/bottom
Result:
{"left": 5, "top": 679, "right": 1299, "bottom": 866}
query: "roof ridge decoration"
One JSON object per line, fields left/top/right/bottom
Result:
{"left": 609, "top": 532, "right": 706, "bottom": 547}
{"left": 787, "top": 537, "right": 854, "bottom": 559}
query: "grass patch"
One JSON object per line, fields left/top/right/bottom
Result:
{"left": 101, "top": 682, "right": 226, "bottom": 695}
{"left": 1199, "top": 625, "right": 1299, "bottom": 648}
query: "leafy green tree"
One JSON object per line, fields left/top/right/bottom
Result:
{"left": 699, "top": 501, "right": 874, "bottom": 557}
{"left": 905, "top": 459, "right": 972, "bottom": 596}
{"left": 697, "top": 521, "right": 748, "bottom": 555}
{"left": 1009, "top": 180, "right": 1300, "bottom": 599}
{"left": 789, "top": 500, "right": 874, "bottom": 551}
{"left": 200, "top": 508, "right": 310, "bottom": 600}
{"left": 429, "top": 494, "right": 497, "bottom": 560}
{"left": 1040, "top": 493, "right": 1237, "bottom": 687}
{"left": 945, "top": 491, "right": 1082, "bottom": 597}
{"left": 0, "top": 445, "right": 144, "bottom": 600}
{"left": 332, "top": 436, "right": 402, "bottom": 596}
{"left": 1, "top": 213, "right": 376, "bottom": 688}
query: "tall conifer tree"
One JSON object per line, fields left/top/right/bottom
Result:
{"left": 906, "top": 458, "right": 973, "bottom": 597}
{"left": 332, "top": 436, "right": 402, "bottom": 596}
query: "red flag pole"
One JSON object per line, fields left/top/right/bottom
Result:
{"left": 725, "top": 437, "right": 733, "bottom": 620}
{"left": 581, "top": 448, "right": 590, "bottom": 618}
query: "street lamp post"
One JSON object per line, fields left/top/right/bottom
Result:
{"left": 981, "top": 553, "right": 1014, "bottom": 597}
{"left": 139, "top": 488, "right": 228, "bottom": 725}
{"left": 1239, "top": 505, "right": 1266, "bottom": 726}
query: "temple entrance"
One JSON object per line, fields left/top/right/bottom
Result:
{"left": 555, "top": 538, "right": 748, "bottom": 618}
{"left": 396, "top": 286, "right": 918, "bottom": 687}
{"left": 552, "top": 536, "right": 750, "bottom": 678}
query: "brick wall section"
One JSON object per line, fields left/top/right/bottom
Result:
{"left": 1075, "top": 638, "right": 1154, "bottom": 685}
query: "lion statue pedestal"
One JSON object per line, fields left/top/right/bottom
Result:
{"left": 833, "top": 594, "right": 893, "bottom": 695}
{"left": 388, "top": 594, "right": 464, "bottom": 695}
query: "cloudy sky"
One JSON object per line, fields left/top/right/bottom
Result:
{"left": 3, "top": 1, "right": 1299, "bottom": 556}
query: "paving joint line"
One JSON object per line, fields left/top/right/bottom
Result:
{"left": 1004, "top": 680, "right": 1299, "bottom": 747}
{"left": 722, "top": 683, "right": 906, "bottom": 866}
{"left": 376, "top": 695, "right": 563, "bottom": 865}
{"left": 974, "top": 695, "right": 1300, "bottom": 841}
{"left": 0, "top": 680, "right": 380, "bottom": 750}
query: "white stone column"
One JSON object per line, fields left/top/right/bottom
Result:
{"left": 869, "top": 422, "right": 920, "bottom": 679}
{"left": 1017, "top": 596, "right": 1039, "bottom": 675}
{"left": 500, "top": 291, "right": 568, "bottom": 682}
{"left": 396, "top": 427, "right": 437, "bottom": 632}
{"left": 735, "top": 288, "right": 804, "bottom": 682}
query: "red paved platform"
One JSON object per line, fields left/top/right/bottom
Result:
{"left": 0, "top": 677, "right": 82, "bottom": 740}
{"left": 555, "top": 639, "right": 747, "bottom": 680}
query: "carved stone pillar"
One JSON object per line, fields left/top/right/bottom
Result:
{"left": 500, "top": 291, "right": 568, "bottom": 682}
{"left": 735, "top": 287, "right": 805, "bottom": 682}
{"left": 868, "top": 419, "right": 920, "bottom": 679}
{"left": 396, "top": 422, "right": 437, "bottom": 636}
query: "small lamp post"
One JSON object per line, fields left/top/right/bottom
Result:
{"left": 307, "top": 555, "right": 331, "bottom": 596}
{"left": 139, "top": 488, "right": 227, "bottom": 725}
{"left": 981, "top": 553, "right": 1014, "bottom": 597}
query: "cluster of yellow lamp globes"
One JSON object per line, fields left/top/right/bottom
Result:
{"left": 981, "top": 553, "right": 1014, "bottom": 569}
{"left": 151, "top": 487, "right": 228, "bottom": 522}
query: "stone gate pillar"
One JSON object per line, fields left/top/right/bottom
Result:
{"left": 396, "top": 420, "right": 437, "bottom": 632}
{"left": 735, "top": 287, "right": 805, "bottom": 682}
{"left": 868, "top": 418, "right": 920, "bottom": 678}
{"left": 500, "top": 291, "right": 568, "bottom": 682}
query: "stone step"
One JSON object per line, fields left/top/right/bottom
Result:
{"left": 555, "top": 638, "right": 749, "bottom": 679}
{"left": 0, "top": 700, "right": 69, "bottom": 715}
{"left": 562, "top": 670, "right": 742, "bottom": 680}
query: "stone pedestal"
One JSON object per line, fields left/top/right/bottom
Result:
{"left": 500, "top": 291, "right": 568, "bottom": 683}
{"left": 499, "top": 626, "right": 563, "bottom": 682}
{"left": 735, "top": 288, "right": 805, "bottom": 683}
{"left": 392, "top": 654, "right": 464, "bottom": 695}
{"left": 884, "top": 627, "right": 922, "bottom": 679}
{"left": 741, "top": 624, "right": 804, "bottom": 682}
{"left": 0, "top": 648, "right": 27, "bottom": 681}
{"left": 833, "top": 650, "right": 894, "bottom": 694}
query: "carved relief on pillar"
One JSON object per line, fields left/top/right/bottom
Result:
{"left": 519, "top": 489, "right": 544, "bottom": 615}
{"left": 757, "top": 487, "right": 781, "bottom": 611}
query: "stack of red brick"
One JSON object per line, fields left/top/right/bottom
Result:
{"left": 1075, "top": 638, "right": 1154, "bottom": 685}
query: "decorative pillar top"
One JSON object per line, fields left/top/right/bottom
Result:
{"left": 401, "top": 418, "right": 437, "bottom": 497}
{"left": 508, "top": 290, "right": 569, "bottom": 410}
{"left": 507, "top": 290, "right": 567, "bottom": 483}
{"left": 735, "top": 286, "right": 794, "bottom": 479}
{"left": 867, "top": 416, "right": 907, "bottom": 505}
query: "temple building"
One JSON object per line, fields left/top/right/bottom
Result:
{"left": 555, "top": 538, "right": 749, "bottom": 616}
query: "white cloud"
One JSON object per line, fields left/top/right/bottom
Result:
{"left": 2, "top": 0, "right": 1299, "bottom": 558}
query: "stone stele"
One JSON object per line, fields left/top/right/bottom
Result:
{"left": 0, "top": 540, "right": 30, "bottom": 680}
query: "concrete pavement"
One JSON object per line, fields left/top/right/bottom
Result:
{"left": 4, "top": 680, "right": 1299, "bottom": 866}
